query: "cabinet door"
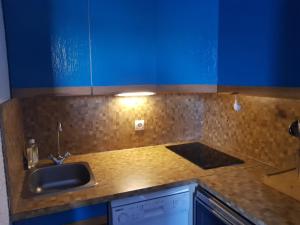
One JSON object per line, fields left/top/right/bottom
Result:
{"left": 13, "top": 203, "right": 108, "bottom": 225}
{"left": 90, "top": 0, "right": 157, "bottom": 88}
{"left": 218, "top": 0, "right": 300, "bottom": 87}
{"left": 3, "top": 0, "right": 91, "bottom": 89}
{"left": 156, "top": 0, "right": 219, "bottom": 86}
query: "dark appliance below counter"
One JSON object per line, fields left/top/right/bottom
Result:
{"left": 196, "top": 187, "right": 254, "bottom": 225}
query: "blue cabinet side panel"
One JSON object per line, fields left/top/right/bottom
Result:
{"left": 13, "top": 203, "right": 108, "bottom": 225}
{"left": 218, "top": 0, "right": 300, "bottom": 87}
{"left": 0, "top": 0, "right": 10, "bottom": 103}
{"left": 90, "top": 0, "right": 157, "bottom": 86}
{"left": 156, "top": 0, "right": 219, "bottom": 85}
{"left": 3, "top": 0, "right": 91, "bottom": 88}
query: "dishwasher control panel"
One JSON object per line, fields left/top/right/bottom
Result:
{"left": 111, "top": 189, "right": 191, "bottom": 225}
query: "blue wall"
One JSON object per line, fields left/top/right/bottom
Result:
{"left": 156, "top": 0, "right": 219, "bottom": 85}
{"left": 3, "top": 0, "right": 91, "bottom": 88}
{"left": 218, "top": 0, "right": 300, "bottom": 87}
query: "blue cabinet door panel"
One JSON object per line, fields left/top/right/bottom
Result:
{"left": 218, "top": 0, "right": 300, "bottom": 87}
{"left": 13, "top": 202, "right": 108, "bottom": 225}
{"left": 3, "top": 0, "right": 91, "bottom": 88}
{"left": 90, "top": 0, "right": 157, "bottom": 86}
{"left": 0, "top": 0, "right": 10, "bottom": 103}
{"left": 156, "top": 0, "right": 219, "bottom": 85}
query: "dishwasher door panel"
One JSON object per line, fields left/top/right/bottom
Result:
{"left": 111, "top": 191, "right": 191, "bottom": 225}
{"left": 128, "top": 210, "right": 189, "bottom": 225}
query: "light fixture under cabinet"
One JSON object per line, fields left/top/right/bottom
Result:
{"left": 115, "top": 92, "right": 156, "bottom": 97}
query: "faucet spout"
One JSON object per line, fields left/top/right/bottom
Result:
{"left": 57, "top": 121, "right": 63, "bottom": 157}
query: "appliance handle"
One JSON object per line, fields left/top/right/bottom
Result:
{"left": 196, "top": 194, "right": 253, "bottom": 225}
{"left": 196, "top": 199, "right": 233, "bottom": 225}
{"left": 208, "top": 199, "right": 246, "bottom": 225}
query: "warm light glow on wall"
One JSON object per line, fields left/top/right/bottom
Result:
{"left": 117, "top": 97, "right": 147, "bottom": 108}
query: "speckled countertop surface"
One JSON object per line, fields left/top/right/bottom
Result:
{"left": 198, "top": 166, "right": 300, "bottom": 225}
{"left": 12, "top": 144, "right": 300, "bottom": 225}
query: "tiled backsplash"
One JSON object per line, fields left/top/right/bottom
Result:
{"left": 21, "top": 94, "right": 203, "bottom": 158}
{"left": 199, "top": 94, "right": 300, "bottom": 167}
{"left": 1, "top": 93, "right": 300, "bottom": 168}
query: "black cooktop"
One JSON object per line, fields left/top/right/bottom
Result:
{"left": 166, "top": 142, "right": 244, "bottom": 169}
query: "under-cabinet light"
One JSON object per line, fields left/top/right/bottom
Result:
{"left": 115, "top": 92, "right": 156, "bottom": 97}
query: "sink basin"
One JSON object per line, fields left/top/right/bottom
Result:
{"left": 26, "top": 162, "right": 96, "bottom": 196}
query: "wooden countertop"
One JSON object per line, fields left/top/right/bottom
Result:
{"left": 11, "top": 144, "right": 300, "bottom": 225}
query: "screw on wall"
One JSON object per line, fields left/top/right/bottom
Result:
{"left": 232, "top": 93, "right": 241, "bottom": 112}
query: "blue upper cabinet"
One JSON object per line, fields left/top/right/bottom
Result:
{"left": 4, "top": 0, "right": 299, "bottom": 96}
{"left": 90, "top": 0, "right": 157, "bottom": 87}
{"left": 3, "top": 0, "right": 91, "bottom": 89}
{"left": 218, "top": 0, "right": 300, "bottom": 87}
{"left": 89, "top": 0, "right": 219, "bottom": 89}
{"left": 156, "top": 0, "right": 219, "bottom": 86}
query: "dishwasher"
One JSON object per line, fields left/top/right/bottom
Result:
{"left": 110, "top": 185, "right": 195, "bottom": 225}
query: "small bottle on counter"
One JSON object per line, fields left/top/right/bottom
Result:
{"left": 26, "top": 139, "right": 39, "bottom": 169}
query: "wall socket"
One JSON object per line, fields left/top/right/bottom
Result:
{"left": 135, "top": 120, "right": 144, "bottom": 131}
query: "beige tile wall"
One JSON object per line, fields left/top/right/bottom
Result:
{"left": 21, "top": 94, "right": 203, "bottom": 158}
{"left": 199, "top": 94, "right": 300, "bottom": 167}
{"left": 2, "top": 93, "right": 298, "bottom": 170}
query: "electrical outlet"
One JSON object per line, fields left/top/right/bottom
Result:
{"left": 135, "top": 120, "right": 144, "bottom": 131}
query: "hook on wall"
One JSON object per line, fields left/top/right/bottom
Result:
{"left": 232, "top": 93, "right": 241, "bottom": 112}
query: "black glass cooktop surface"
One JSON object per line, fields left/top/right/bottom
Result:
{"left": 166, "top": 142, "right": 244, "bottom": 169}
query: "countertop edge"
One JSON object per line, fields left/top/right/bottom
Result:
{"left": 13, "top": 174, "right": 267, "bottom": 225}
{"left": 12, "top": 179, "right": 197, "bottom": 221}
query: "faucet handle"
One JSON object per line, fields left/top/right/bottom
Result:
{"left": 64, "top": 152, "right": 71, "bottom": 158}
{"left": 48, "top": 152, "right": 71, "bottom": 165}
{"left": 48, "top": 154, "right": 60, "bottom": 164}
{"left": 48, "top": 154, "right": 54, "bottom": 160}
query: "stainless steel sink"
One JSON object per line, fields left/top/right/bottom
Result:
{"left": 25, "top": 162, "right": 96, "bottom": 196}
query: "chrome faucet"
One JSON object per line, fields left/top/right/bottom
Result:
{"left": 49, "top": 152, "right": 71, "bottom": 165}
{"left": 49, "top": 122, "right": 71, "bottom": 165}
